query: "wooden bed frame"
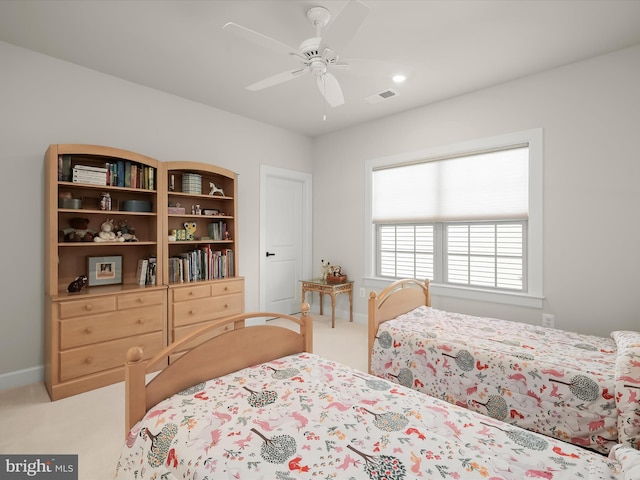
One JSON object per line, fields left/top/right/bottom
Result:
{"left": 367, "top": 279, "right": 430, "bottom": 373}
{"left": 124, "top": 304, "right": 313, "bottom": 433}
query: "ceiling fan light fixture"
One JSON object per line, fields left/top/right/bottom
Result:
{"left": 223, "top": 0, "right": 370, "bottom": 110}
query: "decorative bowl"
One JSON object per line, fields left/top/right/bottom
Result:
{"left": 326, "top": 275, "right": 347, "bottom": 284}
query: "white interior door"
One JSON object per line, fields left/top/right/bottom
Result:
{"left": 260, "top": 166, "right": 312, "bottom": 314}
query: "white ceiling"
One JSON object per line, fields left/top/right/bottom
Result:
{"left": 1, "top": 0, "right": 640, "bottom": 137}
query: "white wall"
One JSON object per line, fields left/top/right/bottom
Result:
{"left": 313, "top": 44, "right": 640, "bottom": 337}
{"left": 0, "top": 41, "right": 313, "bottom": 386}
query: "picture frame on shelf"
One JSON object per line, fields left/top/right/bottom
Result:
{"left": 87, "top": 255, "right": 122, "bottom": 286}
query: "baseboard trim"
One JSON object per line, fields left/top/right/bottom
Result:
{"left": 0, "top": 365, "right": 43, "bottom": 391}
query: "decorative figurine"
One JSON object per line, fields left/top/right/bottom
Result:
{"left": 209, "top": 182, "right": 225, "bottom": 197}
{"left": 321, "top": 259, "right": 331, "bottom": 281}
{"left": 62, "top": 217, "right": 94, "bottom": 242}
{"left": 184, "top": 221, "right": 197, "bottom": 240}
{"left": 67, "top": 275, "right": 88, "bottom": 293}
{"left": 94, "top": 219, "right": 120, "bottom": 242}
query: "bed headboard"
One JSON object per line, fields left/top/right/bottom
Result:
{"left": 125, "top": 305, "right": 312, "bottom": 433}
{"left": 367, "top": 279, "right": 430, "bottom": 373}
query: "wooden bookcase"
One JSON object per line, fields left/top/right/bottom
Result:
{"left": 44, "top": 148, "right": 244, "bottom": 399}
{"left": 162, "top": 162, "right": 244, "bottom": 359}
{"left": 44, "top": 144, "right": 167, "bottom": 400}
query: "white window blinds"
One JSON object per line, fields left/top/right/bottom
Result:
{"left": 372, "top": 146, "right": 529, "bottom": 223}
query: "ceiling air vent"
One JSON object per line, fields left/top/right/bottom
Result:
{"left": 365, "top": 89, "right": 398, "bottom": 104}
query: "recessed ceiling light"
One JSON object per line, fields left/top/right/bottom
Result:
{"left": 392, "top": 74, "right": 406, "bottom": 83}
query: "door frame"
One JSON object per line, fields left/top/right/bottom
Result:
{"left": 259, "top": 165, "right": 313, "bottom": 312}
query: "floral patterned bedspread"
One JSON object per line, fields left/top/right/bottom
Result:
{"left": 115, "top": 352, "right": 639, "bottom": 479}
{"left": 371, "top": 305, "right": 640, "bottom": 455}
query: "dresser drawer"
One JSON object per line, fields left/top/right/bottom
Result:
{"left": 60, "top": 304, "right": 164, "bottom": 349}
{"left": 211, "top": 279, "right": 243, "bottom": 296}
{"left": 172, "top": 284, "right": 211, "bottom": 303}
{"left": 117, "top": 290, "right": 165, "bottom": 310}
{"left": 58, "top": 296, "right": 117, "bottom": 319}
{"left": 172, "top": 293, "right": 243, "bottom": 327}
{"left": 59, "top": 331, "right": 163, "bottom": 382}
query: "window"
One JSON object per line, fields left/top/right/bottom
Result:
{"left": 365, "top": 129, "right": 543, "bottom": 307}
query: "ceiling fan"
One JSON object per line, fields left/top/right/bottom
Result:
{"left": 223, "top": 0, "right": 370, "bottom": 108}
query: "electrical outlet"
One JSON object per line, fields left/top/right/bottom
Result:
{"left": 542, "top": 313, "right": 555, "bottom": 328}
{"left": 360, "top": 287, "right": 365, "bottom": 298}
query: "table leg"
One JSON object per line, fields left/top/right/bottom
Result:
{"left": 319, "top": 292, "right": 324, "bottom": 316}
{"left": 349, "top": 288, "right": 353, "bottom": 322}
{"left": 330, "top": 292, "right": 336, "bottom": 328}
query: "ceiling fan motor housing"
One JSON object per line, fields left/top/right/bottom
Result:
{"left": 306, "top": 6, "right": 331, "bottom": 29}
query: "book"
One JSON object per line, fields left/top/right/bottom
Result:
{"left": 108, "top": 163, "right": 117, "bottom": 186}
{"left": 136, "top": 258, "right": 148, "bottom": 286}
{"left": 146, "top": 256, "right": 157, "bottom": 285}
{"left": 124, "top": 161, "right": 131, "bottom": 188}
{"left": 130, "top": 164, "right": 137, "bottom": 190}
{"left": 117, "top": 161, "right": 125, "bottom": 187}
{"left": 74, "top": 164, "right": 108, "bottom": 173}
{"left": 72, "top": 168, "right": 106, "bottom": 179}
{"left": 60, "top": 155, "right": 72, "bottom": 181}
{"left": 72, "top": 170, "right": 107, "bottom": 185}
{"left": 72, "top": 170, "right": 107, "bottom": 183}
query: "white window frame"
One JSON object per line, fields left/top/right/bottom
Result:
{"left": 364, "top": 129, "right": 543, "bottom": 308}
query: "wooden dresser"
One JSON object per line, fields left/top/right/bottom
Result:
{"left": 168, "top": 277, "right": 244, "bottom": 361}
{"left": 47, "top": 287, "right": 167, "bottom": 400}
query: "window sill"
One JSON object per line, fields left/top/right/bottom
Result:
{"left": 362, "top": 277, "right": 544, "bottom": 309}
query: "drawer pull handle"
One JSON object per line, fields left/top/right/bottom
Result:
{"left": 84, "top": 305, "right": 92, "bottom": 311}
{"left": 137, "top": 318, "right": 145, "bottom": 324}
{"left": 84, "top": 327, "right": 93, "bottom": 334}
{"left": 137, "top": 297, "right": 144, "bottom": 303}
{"left": 224, "top": 287, "right": 229, "bottom": 291}
{"left": 224, "top": 304, "right": 229, "bottom": 308}
{"left": 84, "top": 357, "right": 93, "bottom": 365}
{"left": 189, "top": 310, "right": 195, "bottom": 315}
{"left": 189, "top": 291, "right": 194, "bottom": 296}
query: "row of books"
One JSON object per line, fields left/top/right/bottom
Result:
{"left": 58, "top": 155, "right": 156, "bottom": 190}
{"left": 136, "top": 256, "right": 157, "bottom": 286}
{"left": 207, "top": 221, "right": 229, "bottom": 240}
{"left": 168, "top": 247, "right": 234, "bottom": 283}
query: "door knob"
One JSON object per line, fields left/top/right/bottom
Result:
{"left": 266, "top": 252, "right": 276, "bottom": 257}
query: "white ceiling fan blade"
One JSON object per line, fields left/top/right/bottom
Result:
{"left": 331, "top": 63, "right": 351, "bottom": 70}
{"left": 340, "top": 57, "right": 413, "bottom": 79}
{"left": 247, "top": 68, "right": 309, "bottom": 91}
{"left": 321, "top": 0, "right": 370, "bottom": 52}
{"left": 223, "top": 22, "right": 297, "bottom": 56}
{"left": 317, "top": 73, "right": 344, "bottom": 107}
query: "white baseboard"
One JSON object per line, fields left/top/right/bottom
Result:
{"left": 0, "top": 365, "right": 43, "bottom": 391}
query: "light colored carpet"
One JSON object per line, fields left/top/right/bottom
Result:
{"left": 0, "top": 313, "right": 366, "bottom": 479}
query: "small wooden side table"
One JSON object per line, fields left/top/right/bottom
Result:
{"left": 300, "top": 279, "right": 354, "bottom": 328}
